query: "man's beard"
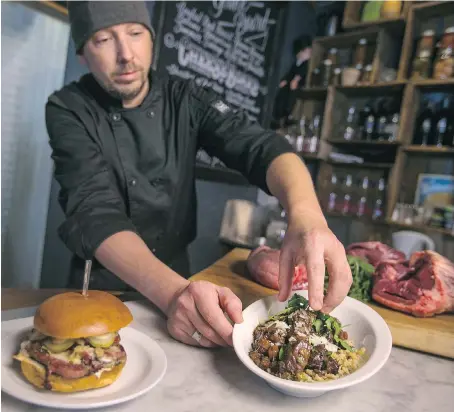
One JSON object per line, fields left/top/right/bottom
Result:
{"left": 106, "top": 77, "right": 147, "bottom": 101}
{"left": 105, "top": 68, "right": 148, "bottom": 101}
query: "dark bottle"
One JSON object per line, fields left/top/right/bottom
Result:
{"left": 358, "top": 102, "right": 374, "bottom": 140}
{"left": 343, "top": 106, "right": 357, "bottom": 140}
{"left": 434, "top": 96, "right": 453, "bottom": 147}
{"left": 357, "top": 176, "right": 369, "bottom": 217}
{"left": 383, "top": 98, "right": 401, "bottom": 142}
{"left": 413, "top": 100, "right": 435, "bottom": 145}
{"left": 327, "top": 173, "right": 338, "bottom": 212}
{"left": 375, "top": 99, "right": 388, "bottom": 141}
{"left": 372, "top": 178, "right": 386, "bottom": 220}
{"left": 363, "top": 104, "right": 376, "bottom": 141}
{"left": 341, "top": 174, "right": 353, "bottom": 215}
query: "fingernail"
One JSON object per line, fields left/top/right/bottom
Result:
{"left": 311, "top": 300, "right": 323, "bottom": 310}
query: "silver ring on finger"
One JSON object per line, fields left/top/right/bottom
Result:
{"left": 191, "top": 330, "right": 203, "bottom": 343}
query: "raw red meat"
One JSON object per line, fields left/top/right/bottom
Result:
{"left": 346, "top": 241, "right": 406, "bottom": 267}
{"left": 372, "top": 251, "right": 454, "bottom": 317}
{"left": 246, "top": 246, "right": 308, "bottom": 290}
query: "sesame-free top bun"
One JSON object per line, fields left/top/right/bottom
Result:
{"left": 34, "top": 290, "right": 133, "bottom": 339}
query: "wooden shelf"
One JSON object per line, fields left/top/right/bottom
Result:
{"left": 412, "top": 1, "right": 454, "bottom": 16}
{"left": 387, "top": 220, "right": 454, "bottom": 237}
{"left": 315, "top": 27, "right": 380, "bottom": 48}
{"left": 343, "top": 16, "right": 405, "bottom": 30}
{"left": 298, "top": 87, "right": 328, "bottom": 100}
{"left": 403, "top": 145, "right": 454, "bottom": 155}
{"left": 342, "top": 0, "right": 412, "bottom": 31}
{"left": 324, "top": 214, "right": 453, "bottom": 237}
{"left": 326, "top": 159, "right": 394, "bottom": 169}
{"left": 336, "top": 81, "right": 406, "bottom": 97}
{"left": 324, "top": 210, "right": 388, "bottom": 225}
{"left": 397, "top": 1, "right": 454, "bottom": 80}
{"left": 411, "top": 78, "right": 454, "bottom": 88}
{"left": 23, "top": 0, "right": 68, "bottom": 21}
{"left": 327, "top": 139, "right": 401, "bottom": 146}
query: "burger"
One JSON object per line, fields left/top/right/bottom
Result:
{"left": 13, "top": 290, "right": 133, "bottom": 393}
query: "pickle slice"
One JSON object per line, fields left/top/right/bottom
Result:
{"left": 43, "top": 338, "right": 76, "bottom": 353}
{"left": 88, "top": 332, "right": 116, "bottom": 348}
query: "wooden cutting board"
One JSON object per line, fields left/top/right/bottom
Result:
{"left": 190, "top": 248, "right": 454, "bottom": 359}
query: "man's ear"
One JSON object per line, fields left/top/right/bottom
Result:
{"left": 78, "top": 54, "right": 87, "bottom": 66}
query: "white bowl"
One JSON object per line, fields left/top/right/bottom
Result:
{"left": 233, "top": 290, "right": 392, "bottom": 398}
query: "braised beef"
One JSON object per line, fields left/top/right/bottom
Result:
{"left": 326, "top": 357, "right": 340, "bottom": 374}
{"left": 307, "top": 344, "right": 326, "bottom": 371}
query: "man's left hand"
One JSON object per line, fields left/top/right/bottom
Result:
{"left": 278, "top": 214, "right": 352, "bottom": 313}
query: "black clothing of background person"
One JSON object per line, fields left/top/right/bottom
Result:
{"left": 45, "top": 70, "right": 295, "bottom": 290}
{"left": 272, "top": 35, "right": 313, "bottom": 128}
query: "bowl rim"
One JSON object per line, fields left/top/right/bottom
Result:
{"left": 233, "top": 291, "right": 393, "bottom": 391}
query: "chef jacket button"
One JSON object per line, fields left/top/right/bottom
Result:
{"left": 111, "top": 113, "right": 121, "bottom": 121}
{"left": 130, "top": 178, "right": 137, "bottom": 187}
{"left": 152, "top": 248, "right": 156, "bottom": 253}
{"left": 147, "top": 110, "right": 155, "bottom": 118}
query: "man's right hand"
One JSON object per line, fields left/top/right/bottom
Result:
{"left": 166, "top": 281, "right": 243, "bottom": 348}
{"left": 279, "top": 80, "right": 287, "bottom": 88}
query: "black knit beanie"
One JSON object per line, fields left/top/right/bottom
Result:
{"left": 68, "top": 1, "right": 156, "bottom": 54}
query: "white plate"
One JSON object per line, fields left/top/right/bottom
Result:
{"left": 1, "top": 317, "right": 167, "bottom": 409}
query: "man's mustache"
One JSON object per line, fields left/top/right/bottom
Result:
{"left": 113, "top": 65, "right": 142, "bottom": 75}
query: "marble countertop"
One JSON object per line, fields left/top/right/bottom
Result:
{"left": 2, "top": 301, "right": 454, "bottom": 412}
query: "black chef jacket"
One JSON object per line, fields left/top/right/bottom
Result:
{"left": 45, "top": 70, "right": 295, "bottom": 290}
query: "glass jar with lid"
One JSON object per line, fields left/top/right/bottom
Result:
{"left": 354, "top": 38, "right": 368, "bottom": 68}
{"left": 327, "top": 48, "right": 338, "bottom": 66}
{"left": 410, "top": 29, "right": 435, "bottom": 79}
{"left": 321, "top": 59, "right": 333, "bottom": 87}
{"left": 433, "top": 26, "right": 454, "bottom": 80}
{"left": 359, "top": 64, "right": 373, "bottom": 84}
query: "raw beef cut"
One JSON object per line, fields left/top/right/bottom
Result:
{"left": 372, "top": 251, "right": 454, "bottom": 317}
{"left": 246, "top": 246, "right": 308, "bottom": 290}
{"left": 346, "top": 241, "right": 406, "bottom": 267}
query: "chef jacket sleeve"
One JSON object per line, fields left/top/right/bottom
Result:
{"left": 189, "top": 84, "right": 297, "bottom": 194}
{"left": 45, "top": 97, "right": 137, "bottom": 260}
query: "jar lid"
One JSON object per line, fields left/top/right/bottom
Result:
{"left": 365, "top": 64, "right": 373, "bottom": 70}
{"left": 329, "top": 47, "right": 338, "bottom": 53}
{"left": 359, "top": 38, "right": 367, "bottom": 45}
{"left": 423, "top": 29, "right": 435, "bottom": 36}
{"left": 324, "top": 59, "right": 333, "bottom": 65}
{"left": 334, "top": 68, "right": 342, "bottom": 73}
{"left": 445, "top": 26, "right": 454, "bottom": 34}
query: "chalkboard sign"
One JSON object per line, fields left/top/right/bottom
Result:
{"left": 152, "top": 1, "right": 287, "bottom": 126}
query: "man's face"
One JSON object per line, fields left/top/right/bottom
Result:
{"left": 297, "top": 47, "right": 311, "bottom": 62}
{"left": 81, "top": 23, "right": 153, "bottom": 102}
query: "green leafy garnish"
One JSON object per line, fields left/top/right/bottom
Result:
{"left": 278, "top": 345, "right": 286, "bottom": 361}
{"left": 287, "top": 294, "right": 310, "bottom": 310}
{"left": 313, "top": 319, "right": 323, "bottom": 333}
{"left": 340, "top": 340, "right": 353, "bottom": 351}
{"left": 324, "top": 255, "right": 375, "bottom": 303}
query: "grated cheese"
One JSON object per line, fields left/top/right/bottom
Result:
{"left": 309, "top": 334, "right": 338, "bottom": 352}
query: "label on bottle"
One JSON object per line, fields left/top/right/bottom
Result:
{"left": 437, "top": 118, "right": 447, "bottom": 133}
{"left": 328, "top": 193, "right": 337, "bottom": 211}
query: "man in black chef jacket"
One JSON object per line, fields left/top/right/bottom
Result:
{"left": 46, "top": 1, "right": 351, "bottom": 348}
{"left": 272, "top": 35, "right": 313, "bottom": 128}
